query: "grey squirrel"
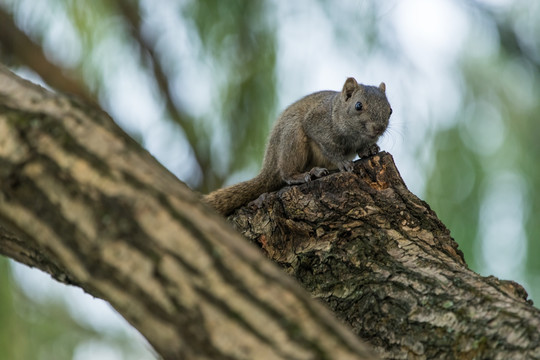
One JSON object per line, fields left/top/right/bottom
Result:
{"left": 204, "top": 77, "right": 392, "bottom": 215}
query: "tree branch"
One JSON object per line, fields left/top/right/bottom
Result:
{"left": 230, "top": 152, "right": 540, "bottom": 359}
{"left": 0, "top": 65, "right": 376, "bottom": 360}
{"left": 0, "top": 8, "right": 96, "bottom": 105}
{"left": 115, "top": 0, "right": 213, "bottom": 188}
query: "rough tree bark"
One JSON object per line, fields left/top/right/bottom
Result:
{"left": 0, "top": 65, "right": 539, "bottom": 360}
{"left": 0, "top": 66, "right": 376, "bottom": 360}
{"left": 230, "top": 154, "right": 540, "bottom": 359}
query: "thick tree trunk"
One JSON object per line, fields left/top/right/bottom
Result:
{"left": 0, "top": 66, "right": 376, "bottom": 360}
{"left": 230, "top": 153, "right": 540, "bottom": 359}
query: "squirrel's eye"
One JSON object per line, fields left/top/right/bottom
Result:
{"left": 355, "top": 102, "right": 363, "bottom": 111}
{"left": 389, "top": 108, "right": 393, "bottom": 115}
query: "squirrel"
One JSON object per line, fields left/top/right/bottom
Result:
{"left": 204, "top": 77, "right": 392, "bottom": 216}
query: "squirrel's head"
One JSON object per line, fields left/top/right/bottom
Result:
{"left": 335, "top": 77, "right": 392, "bottom": 142}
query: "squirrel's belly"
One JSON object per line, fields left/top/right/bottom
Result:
{"left": 308, "top": 141, "right": 331, "bottom": 169}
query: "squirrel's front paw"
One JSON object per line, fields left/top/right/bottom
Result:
{"left": 309, "top": 167, "right": 329, "bottom": 179}
{"left": 337, "top": 160, "right": 354, "bottom": 172}
{"left": 358, "top": 144, "right": 380, "bottom": 159}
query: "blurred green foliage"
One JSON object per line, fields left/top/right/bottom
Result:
{"left": 185, "top": 0, "right": 277, "bottom": 190}
{"left": 0, "top": 0, "right": 539, "bottom": 359}
{"left": 425, "top": 3, "right": 540, "bottom": 295}
{"left": 0, "top": 258, "right": 104, "bottom": 360}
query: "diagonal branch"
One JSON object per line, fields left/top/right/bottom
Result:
{"left": 0, "top": 65, "right": 376, "bottom": 360}
{"left": 115, "top": 0, "right": 214, "bottom": 190}
{"left": 0, "top": 7, "right": 96, "bottom": 105}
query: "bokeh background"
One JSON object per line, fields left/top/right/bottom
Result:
{"left": 1, "top": 0, "right": 539, "bottom": 358}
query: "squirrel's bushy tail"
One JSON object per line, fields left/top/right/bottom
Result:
{"left": 203, "top": 172, "right": 281, "bottom": 216}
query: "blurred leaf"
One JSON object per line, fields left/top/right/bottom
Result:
{"left": 425, "top": 1, "right": 540, "bottom": 303}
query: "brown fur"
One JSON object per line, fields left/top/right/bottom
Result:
{"left": 204, "top": 77, "right": 392, "bottom": 215}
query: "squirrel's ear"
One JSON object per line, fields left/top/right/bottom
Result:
{"left": 342, "top": 77, "right": 359, "bottom": 100}
{"left": 379, "top": 82, "right": 386, "bottom": 93}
